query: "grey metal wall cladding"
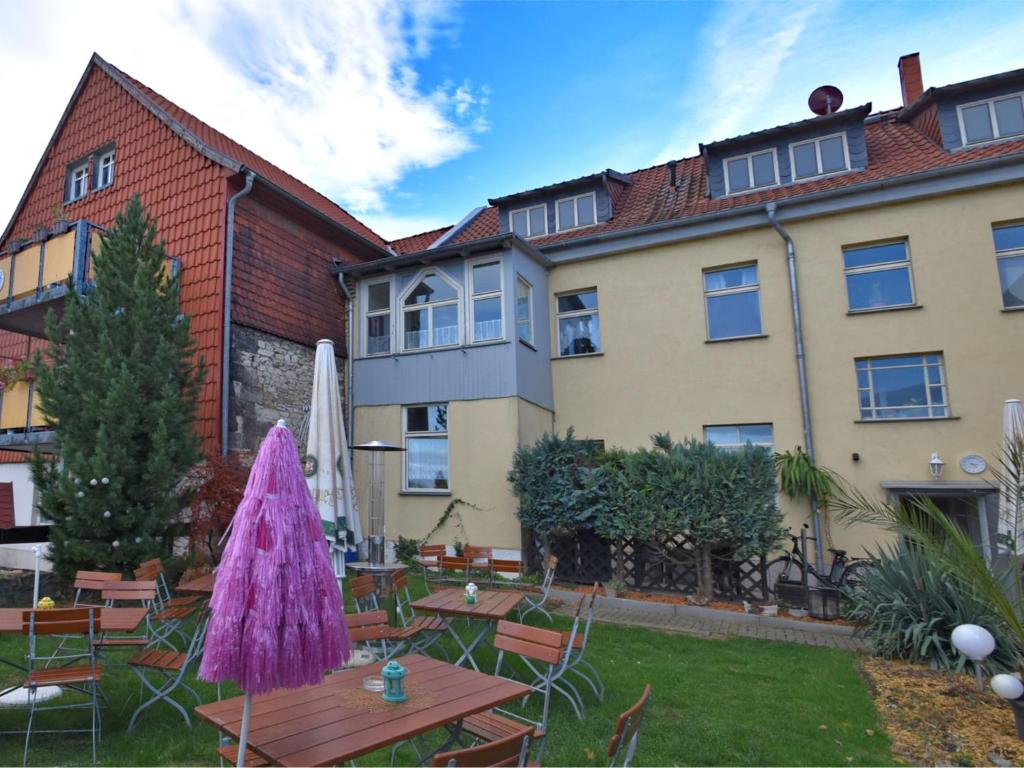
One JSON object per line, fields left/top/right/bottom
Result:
{"left": 353, "top": 342, "right": 518, "bottom": 406}
{"left": 497, "top": 185, "right": 612, "bottom": 236}
{"left": 509, "top": 250, "right": 555, "bottom": 410}
{"left": 707, "top": 122, "right": 868, "bottom": 198}
{"left": 937, "top": 84, "right": 1024, "bottom": 150}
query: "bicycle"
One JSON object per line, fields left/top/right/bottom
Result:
{"left": 765, "top": 525, "right": 873, "bottom": 596}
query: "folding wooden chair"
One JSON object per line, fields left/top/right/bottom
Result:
{"left": 608, "top": 685, "right": 652, "bottom": 767}
{"left": 133, "top": 558, "right": 177, "bottom": 609}
{"left": 127, "top": 607, "right": 210, "bottom": 730}
{"left": 432, "top": 725, "right": 535, "bottom": 767}
{"left": 463, "top": 619, "right": 581, "bottom": 763}
{"left": 349, "top": 574, "right": 382, "bottom": 613}
{"left": 490, "top": 559, "right": 526, "bottom": 589}
{"left": 392, "top": 568, "right": 448, "bottom": 658}
{"left": 19, "top": 608, "right": 104, "bottom": 765}
{"left": 343, "top": 610, "right": 406, "bottom": 661}
{"left": 418, "top": 544, "right": 447, "bottom": 593}
{"left": 49, "top": 570, "right": 122, "bottom": 661}
{"left": 441, "top": 555, "right": 472, "bottom": 586}
{"left": 519, "top": 555, "right": 557, "bottom": 623}
{"left": 560, "top": 582, "right": 604, "bottom": 704}
{"left": 463, "top": 545, "right": 493, "bottom": 585}
{"left": 93, "top": 580, "right": 158, "bottom": 652}
{"left": 148, "top": 597, "right": 202, "bottom": 650}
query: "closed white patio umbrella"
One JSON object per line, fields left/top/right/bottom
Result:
{"left": 999, "top": 398, "right": 1024, "bottom": 554}
{"left": 305, "top": 339, "right": 363, "bottom": 586}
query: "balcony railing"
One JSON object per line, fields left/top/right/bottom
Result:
{"left": 0, "top": 378, "right": 51, "bottom": 451}
{"left": 0, "top": 220, "right": 179, "bottom": 338}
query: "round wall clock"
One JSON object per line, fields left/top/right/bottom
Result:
{"left": 959, "top": 454, "right": 987, "bottom": 475}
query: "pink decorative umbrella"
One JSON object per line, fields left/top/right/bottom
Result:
{"left": 200, "top": 420, "right": 350, "bottom": 766}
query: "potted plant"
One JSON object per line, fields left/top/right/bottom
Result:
{"left": 49, "top": 205, "right": 71, "bottom": 235}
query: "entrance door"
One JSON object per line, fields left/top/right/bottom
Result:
{"left": 922, "top": 493, "right": 998, "bottom": 565}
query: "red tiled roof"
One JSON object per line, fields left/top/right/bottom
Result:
{"left": 95, "top": 56, "right": 389, "bottom": 251}
{"left": 443, "top": 115, "right": 1024, "bottom": 249}
{"left": 390, "top": 226, "right": 451, "bottom": 254}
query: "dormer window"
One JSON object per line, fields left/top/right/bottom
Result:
{"left": 510, "top": 204, "right": 546, "bottom": 238}
{"left": 724, "top": 149, "right": 778, "bottom": 194}
{"left": 958, "top": 93, "right": 1024, "bottom": 145}
{"left": 791, "top": 133, "right": 849, "bottom": 180}
{"left": 67, "top": 159, "right": 89, "bottom": 202}
{"left": 555, "top": 193, "right": 596, "bottom": 232}
{"left": 401, "top": 270, "right": 461, "bottom": 351}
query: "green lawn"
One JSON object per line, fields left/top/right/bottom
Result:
{"left": 0, "top": 577, "right": 891, "bottom": 766}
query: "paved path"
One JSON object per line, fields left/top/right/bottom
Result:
{"left": 551, "top": 592, "right": 865, "bottom": 651}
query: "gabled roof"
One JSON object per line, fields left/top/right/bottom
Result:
{"left": 389, "top": 226, "right": 452, "bottom": 254}
{"left": 2, "top": 53, "right": 390, "bottom": 254}
{"left": 422, "top": 112, "right": 1024, "bottom": 253}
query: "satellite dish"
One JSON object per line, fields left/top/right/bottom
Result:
{"left": 808, "top": 85, "right": 844, "bottom": 116}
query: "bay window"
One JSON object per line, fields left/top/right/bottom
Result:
{"left": 401, "top": 271, "right": 460, "bottom": 351}
{"left": 364, "top": 277, "right": 392, "bottom": 355}
{"left": 468, "top": 259, "right": 503, "bottom": 342}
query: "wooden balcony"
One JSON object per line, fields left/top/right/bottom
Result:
{"left": 0, "top": 378, "right": 51, "bottom": 451}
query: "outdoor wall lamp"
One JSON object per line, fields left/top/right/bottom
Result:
{"left": 929, "top": 452, "right": 945, "bottom": 480}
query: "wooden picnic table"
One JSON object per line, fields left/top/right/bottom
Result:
{"left": 411, "top": 589, "right": 522, "bottom": 671}
{"left": 0, "top": 607, "right": 148, "bottom": 634}
{"left": 176, "top": 572, "right": 216, "bottom": 595}
{"left": 195, "top": 654, "right": 532, "bottom": 767}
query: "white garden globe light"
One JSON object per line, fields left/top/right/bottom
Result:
{"left": 992, "top": 674, "right": 1024, "bottom": 700}
{"left": 951, "top": 624, "right": 996, "bottom": 661}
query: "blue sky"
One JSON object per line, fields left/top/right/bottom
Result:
{"left": 2, "top": 1, "right": 1023, "bottom": 241}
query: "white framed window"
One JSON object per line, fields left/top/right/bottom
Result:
{"left": 510, "top": 204, "right": 547, "bottom": 238}
{"left": 555, "top": 192, "right": 597, "bottom": 232}
{"left": 704, "top": 424, "right": 774, "bottom": 452}
{"left": 466, "top": 257, "right": 503, "bottom": 343}
{"left": 723, "top": 149, "right": 779, "bottom": 194}
{"left": 843, "top": 240, "right": 915, "bottom": 312}
{"left": 400, "top": 269, "right": 461, "bottom": 351}
{"left": 790, "top": 132, "right": 850, "bottom": 180}
{"left": 704, "top": 264, "right": 762, "bottom": 340}
{"left": 994, "top": 222, "right": 1024, "bottom": 309}
{"left": 403, "top": 403, "right": 449, "bottom": 492}
{"left": 95, "top": 149, "right": 115, "bottom": 190}
{"left": 856, "top": 353, "right": 949, "bottom": 420}
{"left": 516, "top": 275, "right": 534, "bottom": 345}
{"left": 67, "top": 160, "right": 89, "bottom": 202}
{"left": 958, "top": 92, "right": 1024, "bottom": 146}
{"left": 556, "top": 289, "right": 600, "bottom": 356}
{"left": 363, "top": 276, "right": 393, "bottom": 356}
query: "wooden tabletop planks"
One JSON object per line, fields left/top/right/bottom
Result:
{"left": 195, "top": 655, "right": 532, "bottom": 767}
{"left": 411, "top": 589, "right": 522, "bottom": 620}
{"left": 0, "top": 607, "right": 148, "bottom": 634}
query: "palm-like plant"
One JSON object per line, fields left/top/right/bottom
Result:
{"left": 832, "top": 435, "right": 1024, "bottom": 663}
{"left": 774, "top": 446, "right": 836, "bottom": 552}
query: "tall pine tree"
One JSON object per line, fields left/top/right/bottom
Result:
{"left": 32, "top": 196, "right": 205, "bottom": 579}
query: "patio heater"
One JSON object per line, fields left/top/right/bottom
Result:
{"left": 352, "top": 440, "right": 404, "bottom": 567}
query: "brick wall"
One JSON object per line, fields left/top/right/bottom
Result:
{"left": 227, "top": 324, "right": 345, "bottom": 452}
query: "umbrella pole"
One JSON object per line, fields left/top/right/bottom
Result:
{"left": 31, "top": 545, "right": 42, "bottom": 607}
{"left": 237, "top": 693, "right": 251, "bottom": 768}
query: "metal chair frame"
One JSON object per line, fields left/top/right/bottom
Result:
{"left": 127, "top": 608, "right": 210, "bottom": 731}
{"left": 391, "top": 570, "right": 449, "bottom": 660}
{"left": 14, "top": 608, "right": 103, "bottom": 765}
{"left": 518, "top": 555, "right": 557, "bottom": 623}
{"left": 562, "top": 583, "right": 605, "bottom": 703}
{"left": 418, "top": 544, "right": 447, "bottom": 593}
{"left": 48, "top": 570, "right": 122, "bottom": 663}
{"left": 608, "top": 684, "right": 652, "bottom": 767}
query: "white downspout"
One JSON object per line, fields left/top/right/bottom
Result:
{"left": 221, "top": 172, "right": 255, "bottom": 456}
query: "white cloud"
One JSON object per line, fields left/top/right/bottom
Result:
{"left": 0, "top": 0, "right": 487, "bottom": 236}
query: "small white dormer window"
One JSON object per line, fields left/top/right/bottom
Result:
{"left": 958, "top": 92, "right": 1024, "bottom": 146}
{"left": 96, "top": 149, "right": 115, "bottom": 190}
{"left": 67, "top": 160, "right": 89, "bottom": 202}
{"left": 790, "top": 133, "right": 849, "bottom": 180}
{"left": 555, "top": 192, "right": 596, "bottom": 232}
{"left": 724, "top": 149, "right": 778, "bottom": 194}
{"left": 510, "top": 204, "right": 546, "bottom": 238}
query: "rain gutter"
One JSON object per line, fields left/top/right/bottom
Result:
{"left": 335, "top": 274, "right": 355, "bottom": 450}
{"left": 221, "top": 171, "right": 255, "bottom": 456}
{"left": 765, "top": 201, "right": 826, "bottom": 569}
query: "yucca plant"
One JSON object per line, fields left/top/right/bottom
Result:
{"left": 844, "top": 542, "right": 1019, "bottom": 671}
{"left": 833, "top": 434, "right": 1024, "bottom": 668}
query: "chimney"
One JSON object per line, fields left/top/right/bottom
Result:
{"left": 898, "top": 53, "right": 923, "bottom": 107}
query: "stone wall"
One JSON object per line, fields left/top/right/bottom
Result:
{"left": 227, "top": 324, "right": 345, "bottom": 452}
{"left": 0, "top": 569, "right": 67, "bottom": 607}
